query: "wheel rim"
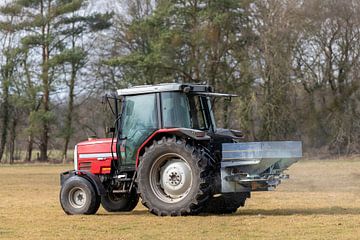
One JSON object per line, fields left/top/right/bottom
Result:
{"left": 68, "top": 187, "right": 86, "bottom": 209}
{"left": 149, "top": 153, "right": 192, "bottom": 203}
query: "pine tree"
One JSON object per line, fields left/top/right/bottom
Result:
{"left": 53, "top": 11, "right": 112, "bottom": 162}
{"left": 0, "top": 3, "right": 22, "bottom": 162}
{"left": 4, "top": 0, "right": 110, "bottom": 161}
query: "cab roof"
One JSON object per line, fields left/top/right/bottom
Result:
{"left": 117, "top": 83, "right": 212, "bottom": 96}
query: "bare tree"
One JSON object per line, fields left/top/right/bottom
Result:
{"left": 294, "top": 0, "right": 360, "bottom": 153}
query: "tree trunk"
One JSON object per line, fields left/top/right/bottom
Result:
{"left": 25, "top": 134, "right": 34, "bottom": 162}
{"left": 39, "top": 62, "right": 50, "bottom": 162}
{"left": 9, "top": 118, "right": 17, "bottom": 164}
{"left": 62, "top": 66, "right": 76, "bottom": 163}
{"left": 0, "top": 80, "right": 10, "bottom": 162}
{"left": 62, "top": 32, "right": 77, "bottom": 163}
{"left": 23, "top": 52, "right": 36, "bottom": 163}
{"left": 39, "top": 1, "right": 50, "bottom": 162}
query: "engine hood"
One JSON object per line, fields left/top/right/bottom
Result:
{"left": 75, "top": 138, "right": 117, "bottom": 174}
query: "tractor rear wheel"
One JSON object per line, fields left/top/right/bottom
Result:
{"left": 60, "top": 176, "right": 100, "bottom": 215}
{"left": 203, "top": 193, "right": 249, "bottom": 214}
{"left": 137, "top": 137, "right": 212, "bottom": 216}
{"left": 101, "top": 188, "right": 139, "bottom": 212}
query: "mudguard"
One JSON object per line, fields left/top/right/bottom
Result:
{"left": 60, "top": 170, "right": 106, "bottom": 195}
{"left": 135, "top": 128, "right": 210, "bottom": 167}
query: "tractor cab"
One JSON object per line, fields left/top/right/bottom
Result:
{"left": 115, "top": 84, "right": 225, "bottom": 167}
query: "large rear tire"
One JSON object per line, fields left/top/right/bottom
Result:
{"left": 137, "top": 137, "right": 213, "bottom": 216}
{"left": 203, "top": 192, "right": 249, "bottom": 214}
{"left": 60, "top": 176, "right": 100, "bottom": 215}
{"left": 101, "top": 188, "right": 139, "bottom": 212}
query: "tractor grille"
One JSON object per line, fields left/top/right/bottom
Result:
{"left": 79, "top": 161, "right": 92, "bottom": 171}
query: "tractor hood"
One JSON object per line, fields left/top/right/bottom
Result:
{"left": 77, "top": 138, "right": 116, "bottom": 150}
{"left": 75, "top": 138, "right": 117, "bottom": 174}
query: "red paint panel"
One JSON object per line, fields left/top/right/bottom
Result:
{"left": 75, "top": 129, "right": 180, "bottom": 173}
{"left": 77, "top": 138, "right": 117, "bottom": 174}
{"left": 90, "top": 159, "right": 112, "bottom": 174}
{"left": 77, "top": 138, "right": 117, "bottom": 153}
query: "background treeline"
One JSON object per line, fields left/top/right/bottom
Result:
{"left": 0, "top": 0, "right": 359, "bottom": 163}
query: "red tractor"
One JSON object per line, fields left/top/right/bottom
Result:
{"left": 60, "top": 83, "right": 302, "bottom": 216}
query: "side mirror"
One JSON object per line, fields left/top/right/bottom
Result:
{"left": 106, "top": 127, "right": 115, "bottom": 134}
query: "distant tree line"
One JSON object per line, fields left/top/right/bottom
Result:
{"left": 1, "top": 0, "right": 359, "bottom": 163}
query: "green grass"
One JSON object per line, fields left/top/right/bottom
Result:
{"left": 1, "top": 159, "right": 360, "bottom": 239}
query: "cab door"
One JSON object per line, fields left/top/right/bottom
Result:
{"left": 118, "top": 93, "right": 159, "bottom": 166}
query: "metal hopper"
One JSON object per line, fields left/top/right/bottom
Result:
{"left": 221, "top": 141, "right": 302, "bottom": 192}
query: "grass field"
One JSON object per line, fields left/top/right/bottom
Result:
{"left": 1, "top": 159, "right": 360, "bottom": 240}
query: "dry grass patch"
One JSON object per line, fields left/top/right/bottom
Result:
{"left": 1, "top": 159, "right": 360, "bottom": 239}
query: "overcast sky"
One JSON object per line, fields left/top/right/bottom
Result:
{"left": 0, "top": 0, "right": 124, "bottom": 14}
{"left": 87, "top": 0, "right": 124, "bottom": 14}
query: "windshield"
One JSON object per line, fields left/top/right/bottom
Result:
{"left": 162, "top": 92, "right": 191, "bottom": 128}
{"left": 161, "top": 92, "right": 212, "bottom": 130}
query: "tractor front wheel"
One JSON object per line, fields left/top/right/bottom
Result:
{"left": 137, "top": 137, "right": 213, "bottom": 216}
{"left": 60, "top": 176, "right": 100, "bottom": 215}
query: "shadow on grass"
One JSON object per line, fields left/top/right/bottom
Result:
{"left": 96, "top": 210, "right": 150, "bottom": 216}
{"left": 231, "top": 206, "right": 360, "bottom": 216}
{"left": 96, "top": 206, "right": 360, "bottom": 217}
